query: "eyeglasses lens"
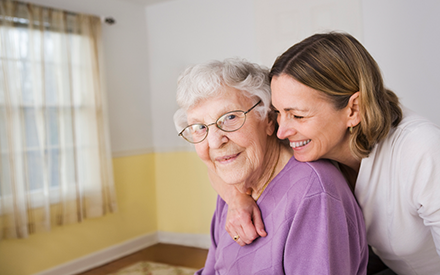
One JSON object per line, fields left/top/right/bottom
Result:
{"left": 179, "top": 100, "right": 260, "bottom": 144}
{"left": 216, "top": 111, "right": 245, "bottom": 131}
{"left": 181, "top": 111, "right": 246, "bottom": 143}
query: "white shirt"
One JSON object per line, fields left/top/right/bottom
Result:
{"left": 356, "top": 107, "right": 440, "bottom": 274}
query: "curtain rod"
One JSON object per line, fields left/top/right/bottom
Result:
{"left": 4, "top": 0, "right": 116, "bottom": 25}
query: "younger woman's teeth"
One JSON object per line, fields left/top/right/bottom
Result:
{"left": 290, "top": 139, "right": 311, "bottom": 148}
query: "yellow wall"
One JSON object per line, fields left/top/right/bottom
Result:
{"left": 0, "top": 154, "right": 158, "bottom": 275}
{"left": 0, "top": 151, "right": 216, "bottom": 275}
{"left": 155, "top": 151, "right": 217, "bottom": 234}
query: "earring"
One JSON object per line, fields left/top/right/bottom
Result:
{"left": 349, "top": 126, "right": 353, "bottom": 134}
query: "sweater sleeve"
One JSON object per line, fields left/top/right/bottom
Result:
{"left": 283, "top": 188, "right": 367, "bottom": 274}
{"left": 399, "top": 122, "right": 440, "bottom": 257}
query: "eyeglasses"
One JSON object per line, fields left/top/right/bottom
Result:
{"left": 178, "top": 100, "right": 262, "bottom": 144}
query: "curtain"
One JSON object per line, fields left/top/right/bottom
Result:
{"left": 0, "top": 0, "right": 117, "bottom": 239}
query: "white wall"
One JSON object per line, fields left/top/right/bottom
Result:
{"left": 253, "top": 0, "right": 363, "bottom": 68}
{"left": 23, "top": 0, "right": 440, "bottom": 155}
{"left": 25, "top": 0, "right": 154, "bottom": 156}
{"left": 361, "top": 0, "right": 440, "bottom": 126}
{"left": 145, "top": 0, "right": 259, "bottom": 152}
{"left": 146, "top": 0, "right": 364, "bottom": 152}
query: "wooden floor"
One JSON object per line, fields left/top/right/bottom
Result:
{"left": 77, "top": 243, "right": 208, "bottom": 275}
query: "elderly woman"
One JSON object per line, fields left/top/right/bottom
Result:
{"left": 222, "top": 33, "right": 440, "bottom": 274}
{"left": 173, "top": 58, "right": 367, "bottom": 274}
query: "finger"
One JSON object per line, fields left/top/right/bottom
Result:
{"left": 225, "top": 209, "right": 247, "bottom": 240}
{"left": 225, "top": 216, "right": 241, "bottom": 239}
{"left": 230, "top": 206, "right": 265, "bottom": 244}
{"left": 226, "top": 215, "right": 256, "bottom": 244}
{"left": 227, "top": 224, "right": 246, "bottom": 246}
{"left": 226, "top": 223, "right": 247, "bottom": 246}
{"left": 240, "top": 219, "right": 260, "bottom": 244}
{"left": 234, "top": 233, "right": 246, "bottom": 246}
{"left": 251, "top": 206, "right": 267, "bottom": 237}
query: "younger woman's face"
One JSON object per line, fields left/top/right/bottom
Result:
{"left": 271, "top": 74, "right": 352, "bottom": 163}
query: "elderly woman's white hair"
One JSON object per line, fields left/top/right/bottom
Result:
{"left": 173, "top": 58, "right": 272, "bottom": 132}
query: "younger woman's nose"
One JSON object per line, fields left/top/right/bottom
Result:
{"left": 277, "top": 117, "right": 296, "bottom": 140}
{"left": 277, "top": 126, "right": 288, "bottom": 140}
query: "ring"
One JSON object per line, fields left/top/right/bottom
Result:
{"left": 233, "top": 235, "right": 240, "bottom": 241}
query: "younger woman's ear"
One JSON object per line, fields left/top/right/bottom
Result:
{"left": 347, "top": 91, "right": 361, "bottom": 127}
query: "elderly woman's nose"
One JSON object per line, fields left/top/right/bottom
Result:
{"left": 207, "top": 127, "right": 228, "bottom": 147}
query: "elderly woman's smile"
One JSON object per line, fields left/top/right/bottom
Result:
{"left": 186, "top": 87, "right": 274, "bottom": 190}
{"left": 214, "top": 152, "right": 240, "bottom": 163}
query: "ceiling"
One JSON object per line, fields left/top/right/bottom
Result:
{"left": 117, "top": 0, "right": 172, "bottom": 6}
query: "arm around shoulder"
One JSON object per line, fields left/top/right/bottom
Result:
{"left": 207, "top": 169, "right": 266, "bottom": 246}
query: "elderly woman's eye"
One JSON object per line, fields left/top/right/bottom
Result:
{"left": 224, "top": 114, "right": 237, "bottom": 121}
{"left": 197, "top": 124, "right": 207, "bottom": 131}
{"left": 218, "top": 112, "right": 243, "bottom": 130}
{"left": 191, "top": 124, "right": 206, "bottom": 133}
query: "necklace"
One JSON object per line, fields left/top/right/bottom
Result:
{"left": 253, "top": 145, "right": 281, "bottom": 201}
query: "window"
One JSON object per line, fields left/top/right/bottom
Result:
{"left": 0, "top": 1, "right": 116, "bottom": 239}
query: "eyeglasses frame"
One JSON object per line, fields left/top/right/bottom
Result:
{"left": 178, "top": 100, "right": 262, "bottom": 144}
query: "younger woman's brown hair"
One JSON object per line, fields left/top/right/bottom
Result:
{"left": 269, "top": 32, "right": 402, "bottom": 159}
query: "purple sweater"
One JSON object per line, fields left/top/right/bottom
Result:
{"left": 196, "top": 157, "right": 368, "bottom": 275}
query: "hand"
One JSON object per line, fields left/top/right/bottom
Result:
{"left": 207, "top": 168, "right": 267, "bottom": 246}
{"left": 225, "top": 192, "right": 267, "bottom": 246}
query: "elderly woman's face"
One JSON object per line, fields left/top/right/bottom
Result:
{"left": 271, "top": 74, "right": 352, "bottom": 163}
{"left": 186, "top": 87, "right": 274, "bottom": 185}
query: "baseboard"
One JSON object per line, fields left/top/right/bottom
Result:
{"left": 33, "top": 231, "right": 210, "bottom": 275}
{"left": 33, "top": 232, "right": 159, "bottom": 275}
{"left": 157, "top": 231, "right": 211, "bottom": 249}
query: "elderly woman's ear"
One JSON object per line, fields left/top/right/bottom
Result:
{"left": 264, "top": 115, "right": 277, "bottom": 136}
{"left": 266, "top": 109, "right": 278, "bottom": 136}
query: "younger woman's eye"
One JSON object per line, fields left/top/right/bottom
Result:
{"left": 286, "top": 113, "right": 304, "bottom": 120}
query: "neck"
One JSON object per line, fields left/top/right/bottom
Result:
{"left": 337, "top": 147, "right": 361, "bottom": 190}
{"left": 338, "top": 162, "right": 360, "bottom": 192}
{"left": 327, "top": 135, "right": 361, "bottom": 182}
{"left": 247, "top": 137, "right": 289, "bottom": 201}
{"left": 340, "top": 155, "right": 361, "bottom": 175}
{"left": 323, "top": 135, "right": 361, "bottom": 191}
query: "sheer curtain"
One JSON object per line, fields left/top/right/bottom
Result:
{"left": 0, "top": 0, "right": 117, "bottom": 239}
